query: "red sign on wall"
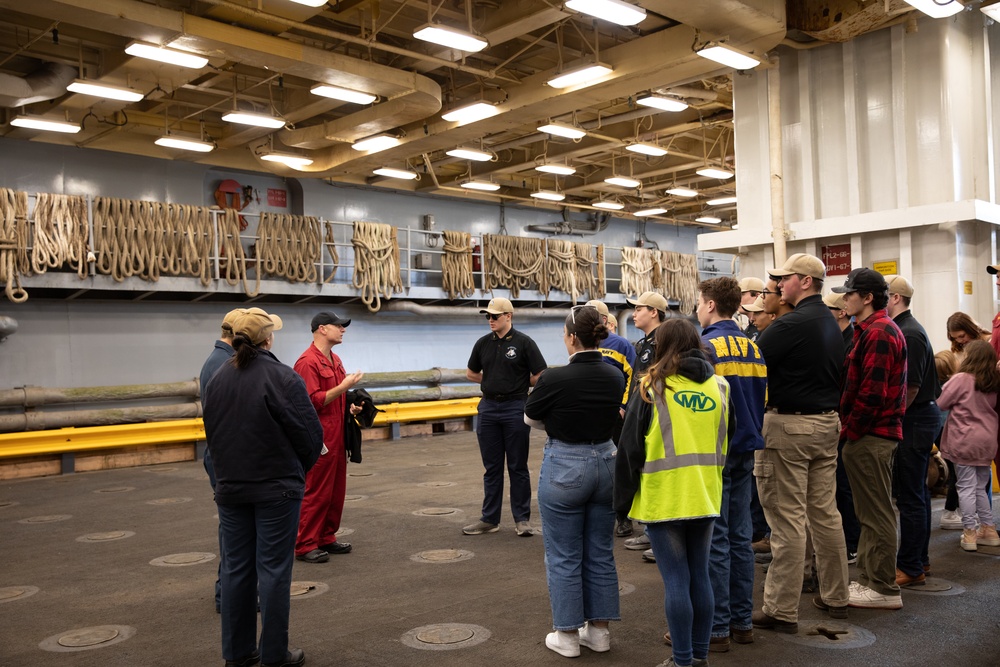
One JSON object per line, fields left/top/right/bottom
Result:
{"left": 267, "top": 188, "right": 287, "bottom": 207}
{"left": 821, "top": 244, "right": 852, "bottom": 276}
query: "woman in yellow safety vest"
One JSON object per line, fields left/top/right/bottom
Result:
{"left": 614, "top": 318, "right": 734, "bottom": 667}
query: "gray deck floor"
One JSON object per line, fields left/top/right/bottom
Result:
{"left": 2, "top": 430, "right": 1000, "bottom": 666}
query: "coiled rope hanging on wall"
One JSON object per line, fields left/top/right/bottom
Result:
{"left": 0, "top": 189, "right": 30, "bottom": 303}
{"left": 595, "top": 245, "right": 606, "bottom": 300}
{"left": 218, "top": 208, "right": 260, "bottom": 297}
{"left": 352, "top": 221, "right": 402, "bottom": 312}
{"left": 322, "top": 221, "right": 339, "bottom": 283}
{"left": 441, "top": 230, "right": 474, "bottom": 300}
{"left": 483, "top": 234, "right": 544, "bottom": 299}
{"left": 662, "top": 251, "right": 699, "bottom": 314}
{"left": 620, "top": 247, "right": 662, "bottom": 297}
{"left": 542, "top": 239, "right": 579, "bottom": 302}
{"left": 573, "top": 241, "right": 603, "bottom": 301}
{"left": 31, "top": 193, "right": 89, "bottom": 280}
{"left": 255, "top": 213, "right": 321, "bottom": 284}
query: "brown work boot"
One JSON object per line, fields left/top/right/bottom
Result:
{"left": 752, "top": 610, "right": 797, "bottom": 634}
{"left": 895, "top": 568, "right": 925, "bottom": 587}
{"left": 752, "top": 535, "right": 771, "bottom": 553}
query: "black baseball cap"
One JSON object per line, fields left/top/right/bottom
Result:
{"left": 311, "top": 311, "right": 352, "bottom": 331}
{"left": 832, "top": 268, "right": 888, "bottom": 295}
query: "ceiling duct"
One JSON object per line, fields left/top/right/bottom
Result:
{"left": 0, "top": 62, "right": 76, "bottom": 108}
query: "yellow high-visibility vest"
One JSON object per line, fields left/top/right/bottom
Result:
{"left": 629, "top": 373, "right": 729, "bottom": 522}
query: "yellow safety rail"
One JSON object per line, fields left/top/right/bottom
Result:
{"left": 0, "top": 399, "right": 480, "bottom": 459}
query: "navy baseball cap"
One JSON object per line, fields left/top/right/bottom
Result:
{"left": 311, "top": 311, "right": 351, "bottom": 331}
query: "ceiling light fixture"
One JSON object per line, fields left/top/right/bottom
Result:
{"left": 547, "top": 62, "right": 613, "bottom": 88}
{"left": 413, "top": 23, "right": 488, "bottom": 53}
{"left": 310, "top": 84, "right": 377, "bottom": 105}
{"left": 696, "top": 166, "right": 735, "bottom": 179}
{"left": 696, "top": 42, "right": 763, "bottom": 70}
{"left": 10, "top": 115, "right": 81, "bottom": 134}
{"left": 531, "top": 189, "right": 566, "bottom": 201}
{"left": 535, "top": 163, "right": 576, "bottom": 175}
{"left": 636, "top": 94, "right": 689, "bottom": 112}
{"left": 907, "top": 0, "right": 965, "bottom": 18}
{"left": 592, "top": 199, "right": 625, "bottom": 210}
{"left": 446, "top": 146, "right": 493, "bottom": 161}
{"left": 626, "top": 142, "right": 668, "bottom": 157}
{"left": 635, "top": 207, "right": 668, "bottom": 217}
{"left": 564, "top": 0, "right": 647, "bottom": 26}
{"left": 983, "top": 0, "right": 1000, "bottom": 20}
{"left": 460, "top": 179, "right": 501, "bottom": 191}
{"left": 666, "top": 187, "right": 698, "bottom": 197}
{"left": 66, "top": 79, "right": 144, "bottom": 102}
{"left": 538, "top": 122, "right": 587, "bottom": 139}
{"left": 707, "top": 195, "right": 738, "bottom": 206}
{"left": 441, "top": 101, "right": 500, "bottom": 125}
{"left": 222, "top": 111, "right": 286, "bottom": 129}
{"left": 351, "top": 134, "right": 401, "bottom": 152}
{"left": 373, "top": 167, "right": 418, "bottom": 180}
{"left": 125, "top": 42, "right": 208, "bottom": 69}
{"left": 261, "top": 151, "right": 314, "bottom": 168}
{"left": 155, "top": 134, "right": 215, "bottom": 153}
{"left": 287, "top": 0, "right": 328, "bottom": 6}
{"left": 605, "top": 176, "right": 641, "bottom": 188}
{"left": 696, "top": 215, "right": 723, "bottom": 224}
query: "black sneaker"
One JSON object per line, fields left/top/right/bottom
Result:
{"left": 295, "top": 548, "right": 329, "bottom": 563}
{"left": 847, "top": 551, "right": 858, "bottom": 564}
{"left": 615, "top": 519, "right": 634, "bottom": 537}
{"left": 225, "top": 650, "right": 260, "bottom": 667}
{"left": 262, "top": 648, "right": 305, "bottom": 667}
{"left": 319, "top": 541, "right": 352, "bottom": 555}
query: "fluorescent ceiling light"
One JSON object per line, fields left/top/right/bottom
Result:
{"left": 221, "top": 111, "right": 286, "bottom": 129}
{"left": 446, "top": 146, "right": 493, "bottom": 161}
{"left": 155, "top": 135, "right": 214, "bottom": 153}
{"left": 696, "top": 43, "right": 762, "bottom": 70}
{"left": 413, "top": 23, "right": 488, "bottom": 53}
{"left": 10, "top": 115, "right": 81, "bottom": 133}
{"left": 66, "top": 79, "right": 144, "bottom": 102}
{"left": 626, "top": 142, "right": 667, "bottom": 157}
{"left": 261, "top": 152, "right": 314, "bottom": 168}
{"left": 635, "top": 207, "right": 668, "bottom": 217}
{"left": 310, "top": 84, "right": 377, "bottom": 105}
{"left": 666, "top": 187, "right": 698, "bottom": 197}
{"left": 288, "top": 0, "right": 328, "bottom": 5}
{"left": 908, "top": 0, "right": 965, "bottom": 18}
{"left": 605, "top": 176, "right": 641, "bottom": 188}
{"left": 535, "top": 164, "right": 576, "bottom": 175}
{"left": 125, "top": 42, "right": 208, "bottom": 69}
{"left": 547, "top": 62, "right": 613, "bottom": 88}
{"left": 697, "top": 166, "right": 734, "bottom": 179}
{"left": 531, "top": 190, "right": 566, "bottom": 201}
{"left": 592, "top": 200, "right": 625, "bottom": 210}
{"left": 538, "top": 122, "right": 587, "bottom": 139}
{"left": 636, "top": 95, "right": 688, "bottom": 112}
{"left": 351, "top": 134, "right": 401, "bottom": 152}
{"left": 564, "top": 0, "right": 647, "bottom": 26}
{"left": 442, "top": 101, "right": 500, "bottom": 125}
{"left": 983, "top": 1, "right": 1000, "bottom": 20}
{"left": 696, "top": 215, "right": 722, "bottom": 224}
{"left": 461, "top": 179, "right": 501, "bottom": 191}
{"left": 707, "top": 196, "right": 738, "bottom": 206}
{"left": 373, "top": 167, "right": 418, "bottom": 180}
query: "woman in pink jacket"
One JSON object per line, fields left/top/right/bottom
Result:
{"left": 938, "top": 340, "right": 1000, "bottom": 551}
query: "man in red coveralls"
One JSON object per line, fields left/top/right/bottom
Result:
{"left": 987, "top": 265, "right": 1000, "bottom": 494}
{"left": 293, "top": 311, "right": 364, "bottom": 563}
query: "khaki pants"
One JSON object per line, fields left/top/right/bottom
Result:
{"left": 756, "top": 412, "right": 849, "bottom": 621}
{"left": 842, "top": 435, "right": 900, "bottom": 596}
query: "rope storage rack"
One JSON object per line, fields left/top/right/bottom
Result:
{"left": 1, "top": 188, "right": 707, "bottom": 312}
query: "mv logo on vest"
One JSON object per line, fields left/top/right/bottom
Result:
{"left": 673, "top": 391, "right": 716, "bottom": 412}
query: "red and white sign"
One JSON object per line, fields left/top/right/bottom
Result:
{"left": 267, "top": 188, "right": 287, "bottom": 207}
{"left": 821, "top": 244, "right": 852, "bottom": 276}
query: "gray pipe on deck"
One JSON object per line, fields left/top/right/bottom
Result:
{"left": 0, "top": 381, "right": 200, "bottom": 408}
{"left": 0, "top": 404, "right": 203, "bottom": 433}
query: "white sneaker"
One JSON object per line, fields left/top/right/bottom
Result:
{"left": 624, "top": 533, "right": 650, "bottom": 550}
{"left": 941, "top": 510, "right": 963, "bottom": 530}
{"left": 847, "top": 582, "right": 902, "bottom": 610}
{"left": 578, "top": 622, "right": 610, "bottom": 652}
{"left": 515, "top": 521, "right": 534, "bottom": 536}
{"left": 545, "top": 630, "right": 580, "bottom": 657}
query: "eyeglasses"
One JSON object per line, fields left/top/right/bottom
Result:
{"left": 485, "top": 313, "right": 504, "bottom": 321}
{"left": 761, "top": 289, "right": 779, "bottom": 296}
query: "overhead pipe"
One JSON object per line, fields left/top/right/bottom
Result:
{"left": 0, "top": 62, "right": 76, "bottom": 108}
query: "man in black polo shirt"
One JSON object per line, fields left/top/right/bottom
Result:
{"left": 886, "top": 275, "right": 940, "bottom": 586}
{"left": 752, "top": 253, "right": 850, "bottom": 633}
{"left": 465, "top": 297, "right": 547, "bottom": 537}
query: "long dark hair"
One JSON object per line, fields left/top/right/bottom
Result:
{"left": 641, "top": 319, "right": 705, "bottom": 402}
{"left": 230, "top": 333, "right": 261, "bottom": 369}
{"left": 565, "top": 305, "right": 608, "bottom": 349}
{"left": 946, "top": 312, "right": 990, "bottom": 352}
{"left": 958, "top": 340, "right": 1000, "bottom": 393}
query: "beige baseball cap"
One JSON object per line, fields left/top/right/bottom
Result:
{"left": 585, "top": 299, "right": 610, "bottom": 318}
{"left": 221, "top": 308, "right": 245, "bottom": 332}
{"left": 885, "top": 275, "right": 914, "bottom": 298}
{"left": 822, "top": 292, "right": 846, "bottom": 311}
{"left": 480, "top": 297, "right": 514, "bottom": 315}
{"left": 232, "top": 307, "right": 283, "bottom": 345}
{"left": 738, "top": 277, "right": 765, "bottom": 293}
{"left": 743, "top": 295, "right": 764, "bottom": 313}
{"left": 769, "top": 253, "right": 826, "bottom": 279}
{"left": 627, "top": 291, "right": 669, "bottom": 314}
{"left": 987, "top": 265, "right": 1000, "bottom": 275}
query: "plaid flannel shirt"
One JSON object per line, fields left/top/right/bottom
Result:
{"left": 839, "top": 309, "right": 907, "bottom": 442}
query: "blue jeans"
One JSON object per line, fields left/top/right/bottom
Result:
{"left": 710, "top": 451, "right": 755, "bottom": 637}
{"left": 647, "top": 518, "right": 715, "bottom": 667}
{"left": 476, "top": 398, "right": 531, "bottom": 524}
{"left": 894, "top": 401, "right": 940, "bottom": 576}
{"left": 537, "top": 439, "right": 620, "bottom": 630}
{"left": 217, "top": 496, "right": 301, "bottom": 664}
